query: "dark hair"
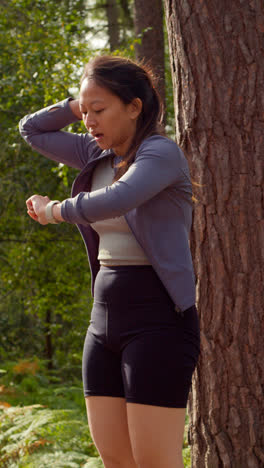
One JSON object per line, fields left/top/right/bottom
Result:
{"left": 81, "top": 55, "right": 165, "bottom": 181}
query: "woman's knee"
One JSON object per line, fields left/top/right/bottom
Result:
{"left": 99, "top": 453, "right": 133, "bottom": 468}
{"left": 132, "top": 450, "right": 184, "bottom": 468}
{"left": 95, "top": 447, "right": 137, "bottom": 468}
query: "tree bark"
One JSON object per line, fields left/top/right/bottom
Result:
{"left": 163, "top": 0, "right": 264, "bottom": 467}
{"left": 133, "top": 0, "right": 166, "bottom": 119}
{"left": 105, "top": 0, "right": 120, "bottom": 51}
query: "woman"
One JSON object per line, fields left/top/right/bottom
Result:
{"left": 20, "top": 55, "right": 200, "bottom": 468}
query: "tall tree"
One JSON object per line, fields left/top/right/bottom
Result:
{"left": 90, "top": 0, "right": 134, "bottom": 50}
{"left": 105, "top": 0, "right": 120, "bottom": 50}
{"left": 133, "top": 0, "right": 166, "bottom": 116}
{"left": 164, "top": 1, "right": 264, "bottom": 467}
{"left": 119, "top": 0, "right": 133, "bottom": 30}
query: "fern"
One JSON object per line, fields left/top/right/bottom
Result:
{"left": 0, "top": 405, "right": 101, "bottom": 468}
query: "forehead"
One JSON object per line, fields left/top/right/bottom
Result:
{"left": 79, "top": 78, "right": 116, "bottom": 106}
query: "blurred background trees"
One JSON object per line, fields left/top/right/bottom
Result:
{"left": 1, "top": 0, "right": 93, "bottom": 374}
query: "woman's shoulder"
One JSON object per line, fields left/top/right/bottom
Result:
{"left": 137, "top": 134, "right": 186, "bottom": 164}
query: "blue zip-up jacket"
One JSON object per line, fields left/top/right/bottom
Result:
{"left": 19, "top": 98, "right": 196, "bottom": 315}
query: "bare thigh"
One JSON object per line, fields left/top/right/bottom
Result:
{"left": 85, "top": 396, "right": 137, "bottom": 467}
{"left": 127, "top": 402, "right": 186, "bottom": 468}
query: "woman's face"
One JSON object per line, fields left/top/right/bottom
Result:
{"left": 79, "top": 78, "right": 141, "bottom": 156}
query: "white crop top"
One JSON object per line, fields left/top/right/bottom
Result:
{"left": 90, "top": 157, "right": 151, "bottom": 266}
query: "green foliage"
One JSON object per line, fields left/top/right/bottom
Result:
{"left": 0, "top": 405, "right": 102, "bottom": 467}
{"left": 0, "top": 359, "right": 78, "bottom": 408}
{"left": 0, "top": 0, "right": 94, "bottom": 371}
{"left": 0, "top": 364, "right": 103, "bottom": 467}
{"left": 183, "top": 413, "right": 191, "bottom": 467}
{"left": 183, "top": 447, "right": 191, "bottom": 467}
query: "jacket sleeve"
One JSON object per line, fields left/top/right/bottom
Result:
{"left": 19, "top": 98, "right": 97, "bottom": 170}
{"left": 61, "top": 136, "right": 192, "bottom": 224}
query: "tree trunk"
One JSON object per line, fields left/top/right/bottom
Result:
{"left": 133, "top": 0, "right": 166, "bottom": 120}
{"left": 119, "top": 0, "right": 133, "bottom": 29}
{"left": 45, "top": 309, "right": 53, "bottom": 370}
{"left": 164, "top": 0, "right": 264, "bottom": 467}
{"left": 105, "top": 0, "right": 120, "bottom": 51}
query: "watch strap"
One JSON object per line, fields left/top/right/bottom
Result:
{"left": 45, "top": 200, "right": 61, "bottom": 224}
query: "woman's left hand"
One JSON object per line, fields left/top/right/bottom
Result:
{"left": 26, "top": 195, "right": 50, "bottom": 225}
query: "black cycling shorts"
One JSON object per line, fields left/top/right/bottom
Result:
{"left": 82, "top": 265, "right": 200, "bottom": 408}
